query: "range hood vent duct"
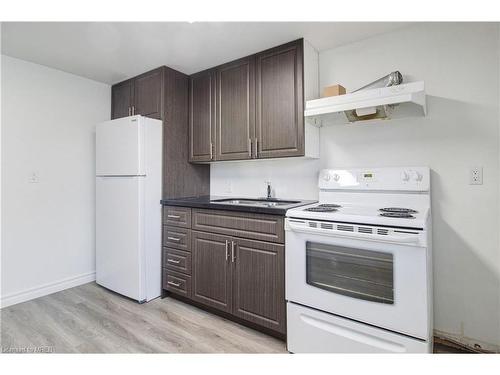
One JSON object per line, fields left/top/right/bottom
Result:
{"left": 305, "top": 81, "right": 426, "bottom": 125}
{"left": 352, "top": 71, "right": 403, "bottom": 93}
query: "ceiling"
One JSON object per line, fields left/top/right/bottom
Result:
{"left": 1, "top": 22, "right": 411, "bottom": 84}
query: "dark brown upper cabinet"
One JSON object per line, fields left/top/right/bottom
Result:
{"left": 111, "top": 67, "right": 210, "bottom": 199}
{"left": 215, "top": 56, "right": 255, "bottom": 161}
{"left": 111, "top": 67, "right": 163, "bottom": 120}
{"left": 188, "top": 39, "right": 319, "bottom": 163}
{"left": 255, "top": 40, "right": 304, "bottom": 159}
{"left": 134, "top": 68, "right": 163, "bottom": 119}
{"left": 111, "top": 79, "right": 134, "bottom": 119}
{"left": 189, "top": 69, "right": 216, "bottom": 162}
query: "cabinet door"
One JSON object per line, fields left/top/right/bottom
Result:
{"left": 134, "top": 68, "right": 163, "bottom": 119}
{"left": 255, "top": 39, "right": 304, "bottom": 158}
{"left": 189, "top": 70, "right": 215, "bottom": 162}
{"left": 215, "top": 57, "right": 255, "bottom": 161}
{"left": 192, "top": 231, "right": 232, "bottom": 312}
{"left": 111, "top": 80, "right": 134, "bottom": 119}
{"left": 232, "top": 238, "right": 285, "bottom": 333}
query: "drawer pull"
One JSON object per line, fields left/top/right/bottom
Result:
{"left": 167, "top": 236, "right": 181, "bottom": 242}
{"left": 167, "top": 281, "right": 181, "bottom": 287}
{"left": 167, "top": 258, "right": 181, "bottom": 264}
{"left": 167, "top": 214, "right": 181, "bottom": 219}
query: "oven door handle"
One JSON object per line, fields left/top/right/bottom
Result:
{"left": 286, "top": 221, "right": 421, "bottom": 244}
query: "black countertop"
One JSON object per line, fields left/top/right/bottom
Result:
{"left": 161, "top": 195, "right": 316, "bottom": 215}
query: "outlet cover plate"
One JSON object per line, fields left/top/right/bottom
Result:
{"left": 469, "top": 167, "right": 483, "bottom": 185}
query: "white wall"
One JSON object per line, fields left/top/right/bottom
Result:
{"left": 1, "top": 55, "right": 110, "bottom": 307}
{"left": 211, "top": 158, "right": 320, "bottom": 200}
{"left": 497, "top": 23, "right": 500, "bottom": 351}
{"left": 211, "top": 23, "right": 500, "bottom": 350}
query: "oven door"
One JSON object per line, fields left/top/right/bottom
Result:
{"left": 285, "top": 219, "right": 430, "bottom": 340}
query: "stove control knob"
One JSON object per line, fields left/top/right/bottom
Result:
{"left": 323, "top": 173, "right": 331, "bottom": 181}
{"left": 410, "top": 170, "right": 423, "bottom": 182}
{"left": 333, "top": 173, "right": 340, "bottom": 182}
{"left": 401, "top": 171, "right": 410, "bottom": 182}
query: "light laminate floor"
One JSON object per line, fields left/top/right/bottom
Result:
{"left": 0, "top": 282, "right": 287, "bottom": 353}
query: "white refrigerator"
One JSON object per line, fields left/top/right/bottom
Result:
{"left": 95, "top": 115, "right": 162, "bottom": 303}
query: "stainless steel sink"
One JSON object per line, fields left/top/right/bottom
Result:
{"left": 210, "top": 198, "right": 300, "bottom": 208}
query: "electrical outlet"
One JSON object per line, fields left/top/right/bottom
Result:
{"left": 224, "top": 180, "right": 232, "bottom": 193}
{"left": 469, "top": 167, "right": 483, "bottom": 185}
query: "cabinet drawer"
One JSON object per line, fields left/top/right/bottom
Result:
{"left": 163, "top": 269, "right": 192, "bottom": 297}
{"left": 163, "top": 226, "right": 191, "bottom": 252}
{"left": 163, "top": 248, "right": 192, "bottom": 275}
{"left": 163, "top": 206, "right": 191, "bottom": 228}
{"left": 192, "top": 209, "right": 284, "bottom": 244}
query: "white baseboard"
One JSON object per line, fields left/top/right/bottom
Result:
{"left": 0, "top": 271, "right": 96, "bottom": 309}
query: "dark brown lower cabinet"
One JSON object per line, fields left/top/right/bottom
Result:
{"left": 191, "top": 230, "right": 285, "bottom": 334}
{"left": 163, "top": 268, "right": 192, "bottom": 298}
{"left": 233, "top": 238, "right": 285, "bottom": 334}
{"left": 192, "top": 231, "right": 233, "bottom": 313}
{"left": 164, "top": 207, "right": 286, "bottom": 336}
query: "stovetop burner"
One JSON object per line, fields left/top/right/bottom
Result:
{"left": 380, "top": 212, "right": 415, "bottom": 219}
{"left": 304, "top": 204, "right": 341, "bottom": 213}
{"left": 304, "top": 206, "right": 339, "bottom": 212}
{"left": 379, "top": 207, "right": 418, "bottom": 214}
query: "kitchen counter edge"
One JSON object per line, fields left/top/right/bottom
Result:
{"left": 161, "top": 196, "right": 316, "bottom": 215}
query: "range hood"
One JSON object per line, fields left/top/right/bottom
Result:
{"left": 305, "top": 81, "right": 426, "bottom": 125}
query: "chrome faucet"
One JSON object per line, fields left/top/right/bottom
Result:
{"left": 266, "top": 181, "right": 272, "bottom": 199}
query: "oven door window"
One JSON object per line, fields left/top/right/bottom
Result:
{"left": 306, "top": 242, "right": 394, "bottom": 304}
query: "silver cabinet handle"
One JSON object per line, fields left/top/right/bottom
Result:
{"left": 167, "top": 214, "right": 180, "bottom": 219}
{"left": 231, "top": 241, "right": 236, "bottom": 263}
{"left": 132, "top": 105, "right": 135, "bottom": 116}
{"left": 167, "top": 281, "right": 181, "bottom": 287}
{"left": 248, "top": 139, "right": 252, "bottom": 158}
{"left": 254, "top": 138, "right": 258, "bottom": 158}
{"left": 128, "top": 107, "right": 131, "bottom": 116}
{"left": 167, "top": 236, "right": 181, "bottom": 242}
{"left": 225, "top": 240, "right": 229, "bottom": 261}
{"left": 210, "top": 141, "right": 213, "bottom": 160}
{"left": 167, "top": 258, "right": 181, "bottom": 264}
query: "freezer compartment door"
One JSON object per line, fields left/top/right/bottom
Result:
{"left": 287, "top": 303, "right": 431, "bottom": 353}
{"left": 96, "top": 116, "right": 145, "bottom": 176}
{"left": 96, "top": 176, "right": 145, "bottom": 301}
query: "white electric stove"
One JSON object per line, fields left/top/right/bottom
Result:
{"left": 285, "top": 167, "right": 433, "bottom": 353}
